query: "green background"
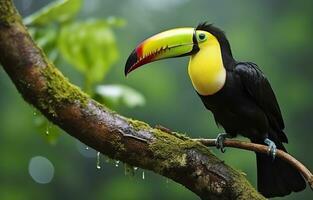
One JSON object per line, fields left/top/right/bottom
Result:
{"left": 0, "top": 0, "right": 312, "bottom": 199}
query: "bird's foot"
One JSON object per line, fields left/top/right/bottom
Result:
{"left": 215, "top": 133, "right": 228, "bottom": 153}
{"left": 264, "top": 138, "right": 277, "bottom": 160}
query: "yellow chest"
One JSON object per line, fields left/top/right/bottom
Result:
{"left": 188, "top": 40, "right": 226, "bottom": 96}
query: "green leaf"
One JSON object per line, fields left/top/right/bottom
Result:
{"left": 29, "top": 27, "right": 59, "bottom": 62}
{"left": 57, "top": 19, "right": 119, "bottom": 83}
{"left": 24, "top": 0, "right": 82, "bottom": 26}
{"left": 95, "top": 85, "right": 145, "bottom": 108}
{"left": 106, "top": 16, "right": 126, "bottom": 27}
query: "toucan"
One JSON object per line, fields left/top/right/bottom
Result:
{"left": 124, "top": 23, "right": 306, "bottom": 197}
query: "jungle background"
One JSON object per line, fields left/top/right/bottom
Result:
{"left": 0, "top": 0, "right": 312, "bottom": 199}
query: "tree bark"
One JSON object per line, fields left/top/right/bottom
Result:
{"left": 0, "top": 0, "right": 265, "bottom": 199}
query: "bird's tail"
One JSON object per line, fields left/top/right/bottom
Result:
{"left": 254, "top": 135, "right": 306, "bottom": 198}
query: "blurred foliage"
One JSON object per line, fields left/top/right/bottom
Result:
{"left": 0, "top": 0, "right": 312, "bottom": 200}
{"left": 58, "top": 19, "right": 119, "bottom": 85}
{"left": 23, "top": 0, "right": 143, "bottom": 143}
{"left": 24, "top": 0, "right": 82, "bottom": 26}
{"left": 95, "top": 84, "right": 146, "bottom": 109}
{"left": 25, "top": 0, "right": 126, "bottom": 92}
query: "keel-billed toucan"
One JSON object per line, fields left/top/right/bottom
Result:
{"left": 124, "top": 23, "right": 306, "bottom": 197}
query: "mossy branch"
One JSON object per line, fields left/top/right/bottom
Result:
{"left": 0, "top": 0, "right": 268, "bottom": 199}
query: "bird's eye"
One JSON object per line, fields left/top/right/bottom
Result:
{"left": 198, "top": 33, "right": 206, "bottom": 41}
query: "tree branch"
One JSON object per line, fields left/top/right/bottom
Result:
{"left": 194, "top": 139, "right": 313, "bottom": 190}
{"left": 0, "top": 0, "right": 308, "bottom": 199}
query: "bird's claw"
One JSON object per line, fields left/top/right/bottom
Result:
{"left": 264, "top": 138, "right": 277, "bottom": 160}
{"left": 215, "top": 133, "right": 227, "bottom": 153}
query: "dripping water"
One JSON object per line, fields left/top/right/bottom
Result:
{"left": 96, "top": 152, "right": 101, "bottom": 169}
{"left": 142, "top": 171, "right": 145, "bottom": 180}
{"left": 45, "top": 123, "right": 50, "bottom": 135}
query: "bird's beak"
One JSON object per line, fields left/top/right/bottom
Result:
{"left": 125, "top": 27, "right": 199, "bottom": 76}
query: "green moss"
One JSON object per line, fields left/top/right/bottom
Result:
{"left": 128, "top": 119, "right": 217, "bottom": 173}
{"left": 40, "top": 63, "right": 89, "bottom": 115}
{"left": 149, "top": 128, "right": 200, "bottom": 172}
{"left": 128, "top": 119, "right": 150, "bottom": 130}
{"left": 0, "top": 0, "right": 21, "bottom": 25}
{"left": 168, "top": 131, "right": 191, "bottom": 141}
{"left": 230, "top": 174, "right": 266, "bottom": 200}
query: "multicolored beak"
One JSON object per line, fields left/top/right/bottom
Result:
{"left": 125, "top": 28, "right": 199, "bottom": 76}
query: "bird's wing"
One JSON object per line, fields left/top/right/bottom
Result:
{"left": 234, "top": 62, "right": 288, "bottom": 143}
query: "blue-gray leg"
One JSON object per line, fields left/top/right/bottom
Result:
{"left": 264, "top": 138, "right": 277, "bottom": 160}
{"left": 215, "top": 133, "right": 228, "bottom": 153}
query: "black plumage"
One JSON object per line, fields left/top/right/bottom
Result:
{"left": 196, "top": 23, "right": 306, "bottom": 197}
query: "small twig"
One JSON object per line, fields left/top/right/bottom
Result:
{"left": 117, "top": 129, "right": 148, "bottom": 143}
{"left": 194, "top": 138, "right": 313, "bottom": 190}
{"left": 155, "top": 124, "right": 172, "bottom": 134}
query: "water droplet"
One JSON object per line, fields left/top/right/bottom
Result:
{"left": 142, "top": 171, "right": 145, "bottom": 180}
{"left": 45, "top": 124, "right": 50, "bottom": 135}
{"left": 76, "top": 141, "right": 96, "bottom": 158}
{"left": 115, "top": 160, "right": 120, "bottom": 167}
{"left": 33, "top": 110, "right": 37, "bottom": 116}
{"left": 134, "top": 167, "right": 138, "bottom": 171}
{"left": 96, "top": 152, "right": 101, "bottom": 169}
